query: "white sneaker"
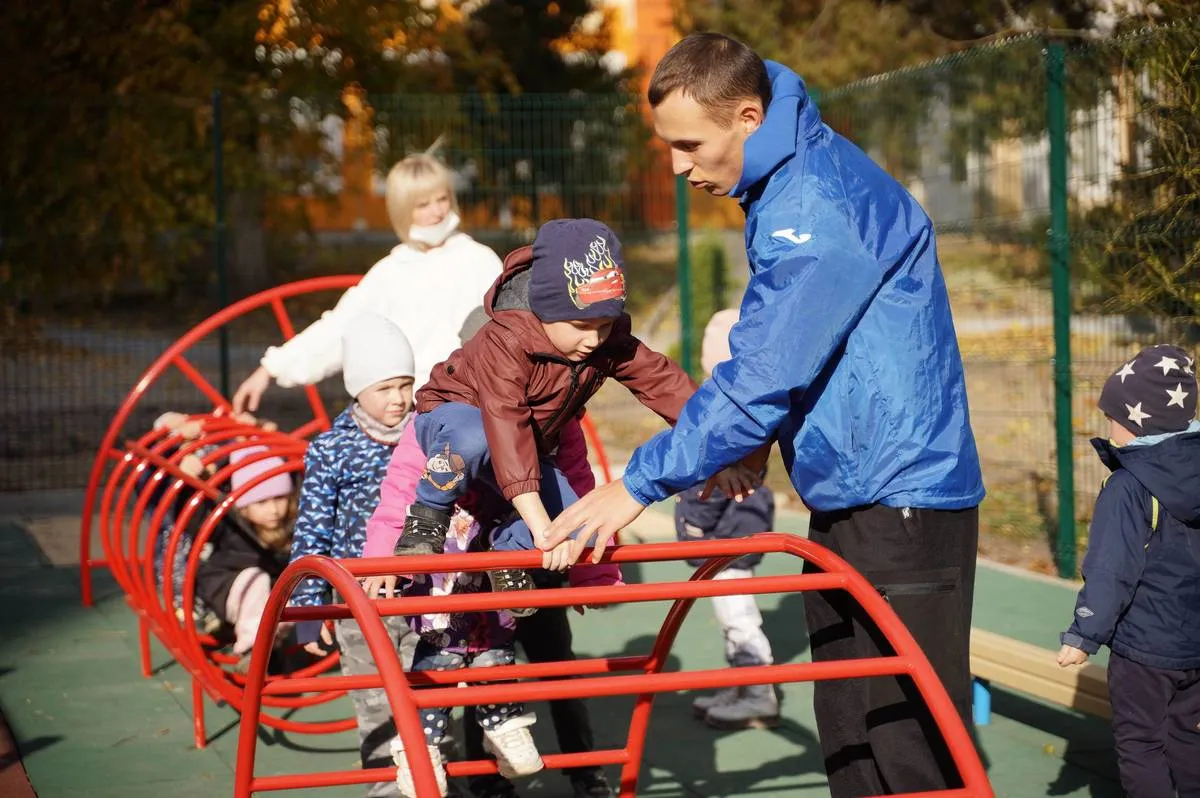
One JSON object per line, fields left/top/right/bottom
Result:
{"left": 482, "top": 712, "right": 544, "bottom": 779}
{"left": 391, "top": 737, "right": 448, "bottom": 797}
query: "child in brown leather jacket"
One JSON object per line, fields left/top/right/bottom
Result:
{"left": 395, "top": 218, "right": 749, "bottom": 597}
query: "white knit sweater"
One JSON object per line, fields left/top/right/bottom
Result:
{"left": 261, "top": 233, "right": 503, "bottom": 391}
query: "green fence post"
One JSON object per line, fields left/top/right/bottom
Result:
{"left": 676, "top": 174, "right": 694, "bottom": 375}
{"left": 213, "top": 89, "right": 231, "bottom": 399}
{"left": 1046, "top": 40, "right": 1076, "bottom": 578}
{"left": 711, "top": 237, "right": 726, "bottom": 317}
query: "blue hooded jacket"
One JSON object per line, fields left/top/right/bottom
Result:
{"left": 622, "top": 62, "right": 984, "bottom": 512}
{"left": 1062, "top": 429, "right": 1200, "bottom": 670}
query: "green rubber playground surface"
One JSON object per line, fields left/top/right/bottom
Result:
{"left": 0, "top": 510, "right": 1119, "bottom": 797}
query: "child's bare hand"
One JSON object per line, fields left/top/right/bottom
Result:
{"left": 180, "top": 454, "right": 205, "bottom": 477}
{"left": 700, "top": 465, "right": 762, "bottom": 502}
{"left": 542, "top": 540, "right": 574, "bottom": 571}
{"left": 361, "top": 575, "right": 399, "bottom": 599}
{"left": 1056, "top": 644, "right": 1089, "bottom": 667}
{"left": 304, "top": 623, "right": 335, "bottom": 657}
{"left": 177, "top": 419, "right": 204, "bottom": 440}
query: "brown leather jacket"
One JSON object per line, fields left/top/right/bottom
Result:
{"left": 416, "top": 245, "right": 696, "bottom": 500}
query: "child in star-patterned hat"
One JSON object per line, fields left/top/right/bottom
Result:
{"left": 1097, "top": 344, "right": 1197, "bottom": 436}
{"left": 1058, "top": 344, "right": 1200, "bottom": 795}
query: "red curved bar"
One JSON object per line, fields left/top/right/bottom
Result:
{"left": 80, "top": 275, "right": 362, "bottom": 606}
{"left": 81, "top": 276, "right": 617, "bottom": 607}
{"left": 579, "top": 412, "right": 612, "bottom": 484}
{"left": 235, "top": 555, "right": 439, "bottom": 798}
{"left": 235, "top": 535, "right": 993, "bottom": 798}
{"left": 99, "top": 416, "right": 352, "bottom": 747}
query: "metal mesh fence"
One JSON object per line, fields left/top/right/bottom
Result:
{"left": 820, "top": 22, "right": 1200, "bottom": 569}
{"left": 1, "top": 90, "right": 668, "bottom": 491}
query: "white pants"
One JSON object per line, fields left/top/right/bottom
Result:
{"left": 713, "top": 568, "right": 773, "bottom": 667}
{"left": 225, "top": 567, "right": 272, "bottom": 655}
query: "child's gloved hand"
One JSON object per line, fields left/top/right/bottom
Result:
{"left": 701, "top": 464, "right": 762, "bottom": 503}
{"left": 1056, "top": 644, "right": 1089, "bottom": 667}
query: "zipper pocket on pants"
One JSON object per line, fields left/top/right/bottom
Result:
{"left": 876, "top": 580, "right": 957, "bottom": 602}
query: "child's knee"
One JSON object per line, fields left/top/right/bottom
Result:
{"left": 472, "top": 648, "right": 516, "bottom": 668}
{"left": 489, "top": 522, "right": 535, "bottom": 552}
{"left": 414, "top": 646, "right": 466, "bottom": 672}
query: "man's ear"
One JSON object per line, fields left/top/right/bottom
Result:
{"left": 736, "top": 100, "right": 764, "bottom": 135}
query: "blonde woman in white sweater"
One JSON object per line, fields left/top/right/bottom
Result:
{"left": 232, "top": 154, "right": 503, "bottom": 414}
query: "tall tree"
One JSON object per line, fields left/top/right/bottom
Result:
{"left": 0, "top": 0, "right": 442, "bottom": 318}
{"left": 1078, "top": 3, "right": 1200, "bottom": 317}
{"left": 678, "top": 0, "right": 1109, "bottom": 89}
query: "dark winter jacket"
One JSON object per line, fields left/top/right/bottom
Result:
{"left": 1062, "top": 429, "right": 1200, "bottom": 669}
{"left": 195, "top": 511, "right": 291, "bottom": 613}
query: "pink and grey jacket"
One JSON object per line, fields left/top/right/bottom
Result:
{"left": 364, "top": 415, "right": 622, "bottom": 640}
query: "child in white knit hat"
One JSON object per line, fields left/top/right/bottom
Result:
{"left": 288, "top": 311, "right": 420, "bottom": 798}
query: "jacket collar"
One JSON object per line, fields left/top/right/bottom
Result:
{"left": 731, "top": 61, "right": 823, "bottom": 200}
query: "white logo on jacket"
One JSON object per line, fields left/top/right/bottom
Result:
{"left": 771, "top": 229, "right": 812, "bottom": 245}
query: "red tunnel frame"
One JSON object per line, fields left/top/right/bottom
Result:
{"left": 235, "top": 535, "right": 994, "bottom": 798}
{"left": 80, "top": 276, "right": 613, "bottom": 610}
{"left": 96, "top": 414, "right": 351, "bottom": 747}
{"left": 77, "top": 276, "right": 615, "bottom": 749}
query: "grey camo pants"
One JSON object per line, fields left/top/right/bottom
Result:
{"left": 335, "top": 617, "right": 419, "bottom": 798}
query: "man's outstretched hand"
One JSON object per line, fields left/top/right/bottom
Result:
{"left": 541, "top": 479, "right": 647, "bottom": 565}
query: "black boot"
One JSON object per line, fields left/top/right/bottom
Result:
{"left": 488, "top": 568, "right": 537, "bottom": 617}
{"left": 394, "top": 504, "right": 452, "bottom": 556}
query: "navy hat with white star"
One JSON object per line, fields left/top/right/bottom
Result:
{"left": 1099, "top": 344, "right": 1196, "bottom": 436}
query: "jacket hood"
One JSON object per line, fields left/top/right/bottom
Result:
{"left": 1094, "top": 431, "right": 1200, "bottom": 524}
{"left": 484, "top": 245, "right": 535, "bottom": 319}
{"left": 731, "top": 61, "right": 824, "bottom": 199}
{"left": 481, "top": 245, "right": 556, "bottom": 350}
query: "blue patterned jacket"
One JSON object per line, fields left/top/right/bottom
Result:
{"left": 289, "top": 407, "right": 398, "bottom": 607}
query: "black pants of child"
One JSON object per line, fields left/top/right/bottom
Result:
{"left": 1109, "top": 651, "right": 1200, "bottom": 797}
{"left": 463, "top": 603, "right": 599, "bottom": 794}
{"left": 804, "top": 504, "right": 978, "bottom": 798}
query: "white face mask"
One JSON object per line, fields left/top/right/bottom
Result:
{"left": 408, "top": 210, "right": 460, "bottom": 248}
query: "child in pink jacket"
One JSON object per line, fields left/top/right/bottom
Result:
{"left": 362, "top": 309, "right": 621, "bottom": 798}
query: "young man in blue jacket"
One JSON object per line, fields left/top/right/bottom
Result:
{"left": 546, "top": 33, "right": 984, "bottom": 797}
{"left": 1058, "top": 344, "right": 1200, "bottom": 797}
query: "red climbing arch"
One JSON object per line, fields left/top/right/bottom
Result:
{"left": 234, "top": 535, "right": 994, "bottom": 798}
{"left": 77, "top": 277, "right": 616, "bottom": 749}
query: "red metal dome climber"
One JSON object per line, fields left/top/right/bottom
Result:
{"left": 76, "top": 276, "right": 615, "bottom": 749}
{"left": 234, "top": 535, "right": 994, "bottom": 798}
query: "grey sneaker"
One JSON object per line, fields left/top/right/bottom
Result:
{"left": 691, "top": 686, "right": 741, "bottom": 719}
{"left": 705, "top": 683, "right": 782, "bottom": 730}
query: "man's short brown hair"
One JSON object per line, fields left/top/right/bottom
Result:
{"left": 647, "top": 33, "right": 772, "bottom": 124}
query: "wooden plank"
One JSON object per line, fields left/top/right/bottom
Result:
{"left": 971, "top": 628, "right": 1110, "bottom": 719}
